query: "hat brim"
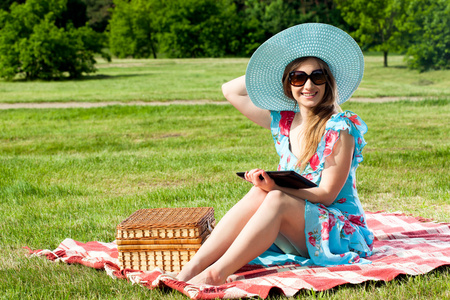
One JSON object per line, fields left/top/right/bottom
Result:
{"left": 246, "top": 23, "right": 364, "bottom": 111}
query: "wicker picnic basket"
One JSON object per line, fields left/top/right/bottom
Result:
{"left": 116, "top": 207, "right": 215, "bottom": 272}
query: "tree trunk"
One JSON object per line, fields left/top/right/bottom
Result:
{"left": 148, "top": 30, "right": 157, "bottom": 59}
{"left": 150, "top": 41, "right": 157, "bottom": 59}
{"left": 384, "top": 51, "right": 388, "bottom": 67}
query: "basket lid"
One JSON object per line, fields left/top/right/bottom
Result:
{"left": 117, "top": 207, "right": 214, "bottom": 230}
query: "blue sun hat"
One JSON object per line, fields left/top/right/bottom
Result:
{"left": 246, "top": 23, "right": 364, "bottom": 111}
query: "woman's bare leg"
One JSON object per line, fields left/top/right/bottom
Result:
{"left": 187, "top": 190, "right": 307, "bottom": 285}
{"left": 176, "top": 187, "right": 268, "bottom": 282}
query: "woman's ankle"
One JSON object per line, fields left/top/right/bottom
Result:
{"left": 176, "top": 261, "right": 202, "bottom": 282}
{"left": 187, "top": 266, "right": 226, "bottom": 286}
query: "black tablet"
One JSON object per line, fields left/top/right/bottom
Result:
{"left": 236, "top": 171, "right": 317, "bottom": 189}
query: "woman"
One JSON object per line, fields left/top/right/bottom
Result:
{"left": 177, "top": 23, "right": 374, "bottom": 285}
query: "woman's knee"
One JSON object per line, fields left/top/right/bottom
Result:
{"left": 263, "top": 190, "right": 305, "bottom": 211}
{"left": 263, "top": 190, "right": 289, "bottom": 209}
{"left": 237, "top": 186, "right": 268, "bottom": 209}
{"left": 249, "top": 186, "right": 268, "bottom": 196}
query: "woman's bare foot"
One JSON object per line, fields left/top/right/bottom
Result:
{"left": 166, "top": 271, "right": 178, "bottom": 277}
{"left": 187, "top": 266, "right": 226, "bottom": 286}
{"left": 176, "top": 261, "right": 202, "bottom": 282}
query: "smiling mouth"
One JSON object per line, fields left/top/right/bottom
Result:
{"left": 302, "top": 92, "right": 318, "bottom": 97}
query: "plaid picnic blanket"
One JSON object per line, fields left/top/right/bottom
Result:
{"left": 26, "top": 212, "right": 450, "bottom": 299}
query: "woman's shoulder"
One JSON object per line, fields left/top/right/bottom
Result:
{"left": 324, "top": 110, "right": 367, "bottom": 165}
{"left": 326, "top": 110, "right": 368, "bottom": 135}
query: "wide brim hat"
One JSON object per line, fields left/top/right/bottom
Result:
{"left": 246, "top": 23, "right": 364, "bottom": 111}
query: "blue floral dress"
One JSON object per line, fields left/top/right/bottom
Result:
{"left": 253, "top": 110, "right": 374, "bottom": 267}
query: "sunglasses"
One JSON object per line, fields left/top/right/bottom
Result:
{"left": 288, "top": 70, "right": 328, "bottom": 87}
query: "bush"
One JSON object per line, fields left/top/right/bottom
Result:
{"left": 107, "top": 0, "right": 343, "bottom": 59}
{"left": 108, "top": 0, "right": 160, "bottom": 59}
{"left": 108, "top": 0, "right": 239, "bottom": 59}
{"left": 403, "top": 0, "right": 450, "bottom": 71}
{"left": 0, "top": 0, "right": 110, "bottom": 80}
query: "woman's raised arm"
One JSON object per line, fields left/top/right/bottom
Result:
{"left": 222, "top": 75, "right": 271, "bottom": 129}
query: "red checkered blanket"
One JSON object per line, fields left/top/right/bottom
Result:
{"left": 26, "top": 212, "right": 450, "bottom": 299}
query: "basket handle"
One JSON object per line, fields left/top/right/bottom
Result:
{"left": 206, "top": 219, "right": 215, "bottom": 233}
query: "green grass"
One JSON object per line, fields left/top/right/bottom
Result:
{"left": 360, "top": 55, "right": 450, "bottom": 98}
{"left": 0, "top": 100, "right": 449, "bottom": 299}
{"left": 1, "top": 55, "right": 450, "bottom": 103}
{"left": 0, "top": 58, "right": 247, "bottom": 103}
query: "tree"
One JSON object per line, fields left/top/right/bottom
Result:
{"left": 108, "top": 0, "right": 161, "bottom": 58}
{"left": 159, "top": 0, "right": 240, "bottom": 58}
{"left": 106, "top": 0, "right": 344, "bottom": 59}
{"left": 335, "top": 0, "right": 406, "bottom": 67}
{"left": 0, "top": 0, "right": 110, "bottom": 80}
{"left": 241, "top": 0, "right": 345, "bottom": 55}
{"left": 401, "top": 0, "right": 450, "bottom": 71}
{"left": 85, "top": 0, "right": 113, "bottom": 32}
{"left": 0, "top": 0, "right": 25, "bottom": 12}
{"left": 57, "top": 0, "right": 88, "bottom": 29}
{"left": 108, "top": 0, "right": 243, "bottom": 58}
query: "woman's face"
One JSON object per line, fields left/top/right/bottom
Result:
{"left": 290, "top": 58, "right": 326, "bottom": 110}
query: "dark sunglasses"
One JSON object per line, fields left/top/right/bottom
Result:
{"left": 288, "top": 70, "right": 328, "bottom": 87}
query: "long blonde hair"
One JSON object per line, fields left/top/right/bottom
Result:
{"left": 282, "top": 57, "right": 340, "bottom": 171}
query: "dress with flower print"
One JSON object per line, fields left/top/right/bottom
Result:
{"left": 270, "top": 110, "right": 374, "bottom": 266}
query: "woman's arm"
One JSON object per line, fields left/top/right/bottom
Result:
{"left": 222, "top": 75, "right": 271, "bottom": 129}
{"left": 245, "top": 130, "right": 355, "bottom": 206}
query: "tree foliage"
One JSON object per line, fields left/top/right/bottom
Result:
{"left": 108, "top": 0, "right": 343, "bottom": 58}
{"left": 2, "top": 0, "right": 447, "bottom": 74}
{"left": 108, "top": 0, "right": 162, "bottom": 59}
{"left": 0, "top": 0, "right": 110, "bottom": 80}
{"left": 109, "top": 0, "right": 242, "bottom": 58}
{"left": 335, "top": 0, "right": 406, "bottom": 67}
{"left": 159, "top": 0, "right": 241, "bottom": 58}
{"left": 85, "top": 0, "right": 113, "bottom": 32}
{"left": 336, "top": 0, "right": 450, "bottom": 71}
{"left": 401, "top": 0, "right": 450, "bottom": 71}
{"left": 241, "top": 0, "right": 344, "bottom": 55}
{"left": 0, "top": 0, "right": 25, "bottom": 12}
{"left": 2, "top": 0, "right": 113, "bottom": 32}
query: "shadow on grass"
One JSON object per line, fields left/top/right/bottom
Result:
{"left": 75, "top": 73, "right": 145, "bottom": 81}
{"left": 9, "top": 73, "right": 146, "bottom": 82}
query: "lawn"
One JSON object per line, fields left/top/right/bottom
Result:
{"left": 1, "top": 55, "right": 450, "bottom": 103}
{"left": 0, "top": 97, "right": 449, "bottom": 299}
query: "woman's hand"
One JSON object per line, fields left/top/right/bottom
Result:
{"left": 244, "top": 169, "right": 277, "bottom": 192}
{"left": 273, "top": 130, "right": 355, "bottom": 206}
